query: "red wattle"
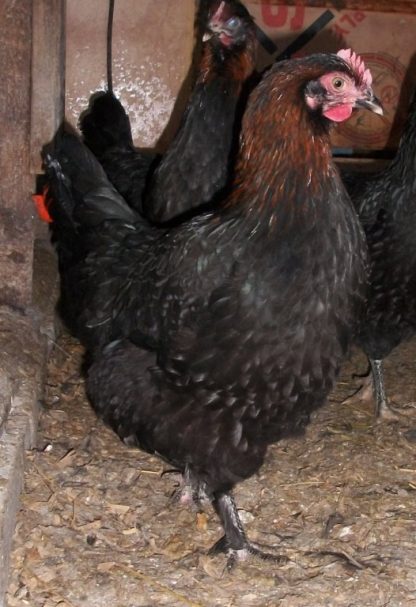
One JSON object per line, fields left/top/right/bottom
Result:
{"left": 323, "top": 104, "right": 353, "bottom": 123}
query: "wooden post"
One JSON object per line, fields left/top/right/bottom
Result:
{"left": 30, "top": 0, "right": 66, "bottom": 174}
{"left": 0, "top": 1, "right": 34, "bottom": 310}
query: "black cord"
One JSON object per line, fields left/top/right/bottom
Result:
{"left": 107, "top": 0, "right": 115, "bottom": 93}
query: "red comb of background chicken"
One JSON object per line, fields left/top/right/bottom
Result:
{"left": 337, "top": 48, "right": 372, "bottom": 87}
{"left": 210, "top": 1, "right": 229, "bottom": 22}
{"left": 32, "top": 187, "right": 52, "bottom": 223}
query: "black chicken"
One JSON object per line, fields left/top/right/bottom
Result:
{"left": 44, "top": 50, "right": 382, "bottom": 563}
{"left": 80, "top": 0, "right": 257, "bottom": 221}
{"left": 343, "top": 88, "right": 416, "bottom": 418}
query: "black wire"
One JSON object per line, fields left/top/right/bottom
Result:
{"left": 107, "top": 0, "right": 115, "bottom": 93}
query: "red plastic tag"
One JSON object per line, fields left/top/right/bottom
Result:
{"left": 32, "top": 187, "right": 52, "bottom": 223}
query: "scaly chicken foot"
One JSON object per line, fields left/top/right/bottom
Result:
{"left": 342, "top": 359, "right": 399, "bottom": 421}
{"left": 370, "top": 359, "right": 400, "bottom": 421}
{"left": 210, "top": 492, "right": 288, "bottom": 569}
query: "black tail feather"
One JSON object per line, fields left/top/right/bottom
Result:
{"left": 42, "top": 130, "right": 138, "bottom": 229}
{"left": 80, "top": 91, "right": 134, "bottom": 157}
{"left": 43, "top": 152, "right": 78, "bottom": 230}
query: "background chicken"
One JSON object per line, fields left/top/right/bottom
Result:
{"left": 343, "top": 88, "right": 416, "bottom": 419}
{"left": 44, "top": 50, "right": 381, "bottom": 564}
{"left": 81, "top": 0, "right": 257, "bottom": 221}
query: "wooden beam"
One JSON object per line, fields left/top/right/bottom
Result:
{"left": 30, "top": 0, "right": 66, "bottom": 174}
{"left": 248, "top": 1, "right": 416, "bottom": 14}
{"left": 0, "top": 1, "right": 34, "bottom": 310}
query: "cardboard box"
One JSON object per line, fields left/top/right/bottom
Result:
{"left": 247, "top": 1, "right": 416, "bottom": 155}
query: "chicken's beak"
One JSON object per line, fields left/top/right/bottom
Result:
{"left": 203, "top": 23, "right": 224, "bottom": 42}
{"left": 355, "top": 93, "right": 384, "bottom": 116}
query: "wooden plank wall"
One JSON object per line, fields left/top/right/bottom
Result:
{"left": 30, "top": 0, "right": 66, "bottom": 174}
{"left": 0, "top": 1, "right": 34, "bottom": 310}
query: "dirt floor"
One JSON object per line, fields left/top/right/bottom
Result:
{"left": 5, "top": 331, "right": 416, "bottom": 607}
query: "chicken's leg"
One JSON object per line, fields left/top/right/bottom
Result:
{"left": 209, "top": 492, "right": 286, "bottom": 569}
{"left": 342, "top": 358, "right": 398, "bottom": 420}
{"left": 370, "top": 358, "right": 398, "bottom": 420}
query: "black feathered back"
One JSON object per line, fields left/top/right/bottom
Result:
{"left": 346, "top": 89, "right": 416, "bottom": 360}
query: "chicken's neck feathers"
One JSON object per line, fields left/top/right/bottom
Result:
{"left": 227, "top": 83, "right": 342, "bottom": 232}
{"left": 199, "top": 32, "right": 256, "bottom": 85}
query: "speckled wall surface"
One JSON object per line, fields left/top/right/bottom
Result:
{"left": 65, "top": 0, "right": 194, "bottom": 148}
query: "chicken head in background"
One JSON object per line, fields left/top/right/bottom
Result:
{"left": 44, "top": 49, "right": 382, "bottom": 567}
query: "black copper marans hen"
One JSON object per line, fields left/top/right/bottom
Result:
{"left": 44, "top": 50, "right": 381, "bottom": 563}
{"left": 81, "top": 0, "right": 257, "bottom": 222}
{"left": 344, "top": 88, "right": 416, "bottom": 418}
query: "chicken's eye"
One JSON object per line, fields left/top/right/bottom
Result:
{"left": 226, "top": 16, "right": 240, "bottom": 30}
{"left": 332, "top": 77, "right": 345, "bottom": 90}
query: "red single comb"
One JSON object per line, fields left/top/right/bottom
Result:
{"left": 210, "top": 1, "right": 229, "bottom": 24}
{"left": 337, "top": 48, "right": 372, "bottom": 87}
